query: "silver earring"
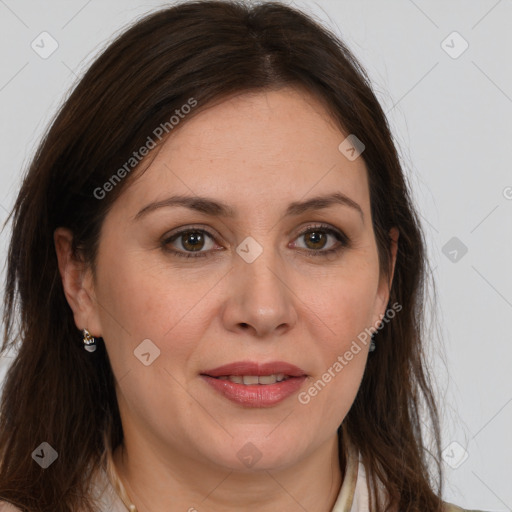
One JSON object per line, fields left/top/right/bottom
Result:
{"left": 369, "top": 333, "right": 376, "bottom": 352}
{"left": 82, "top": 329, "right": 97, "bottom": 352}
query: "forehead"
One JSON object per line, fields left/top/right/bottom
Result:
{"left": 119, "top": 87, "right": 370, "bottom": 215}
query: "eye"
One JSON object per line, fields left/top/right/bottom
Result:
{"left": 162, "top": 225, "right": 218, "bottom": 258}
{"left": 291, "top": 224, "right": 349, "bottom": 258}
{"left": 162, "top": 223, "right": 350, "bottom": 259}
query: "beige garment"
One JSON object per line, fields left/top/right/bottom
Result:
{"left": 330, "top": 441, "right": 476, "bottom": 512}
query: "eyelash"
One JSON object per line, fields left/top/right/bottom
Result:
{"left": 162, "top": 223, "right": 350, "bottom": 260}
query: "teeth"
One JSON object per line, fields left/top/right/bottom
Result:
{"left": 258, "top": 375, "right": 277, "bottom": 384}
{"left": 215, "top": 373, "right": 290, "bottom": 385}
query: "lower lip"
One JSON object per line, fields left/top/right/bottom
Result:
{"left": 200, "top": 375, "right": 307, "bottom": 407}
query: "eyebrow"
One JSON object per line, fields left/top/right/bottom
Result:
{"left": 133, "top": 192, "right": 364, "bottom": 222}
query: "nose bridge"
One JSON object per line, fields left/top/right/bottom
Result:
{"left": 224, "top": 233, "right": 297, "bottom": 336}
{"left": 240, "top": 244, "right": 282, "bottom": 297}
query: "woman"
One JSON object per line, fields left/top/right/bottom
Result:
{"left": 0, "top": 1, "right": 485, "bottom": 511}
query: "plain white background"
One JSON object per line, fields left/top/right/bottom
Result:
{"left": 0, "top": 1, "right": 511, "bottom": 510}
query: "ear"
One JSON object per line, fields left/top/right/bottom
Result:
{"left": 53, "top": 227, "right": 103, "bottom": 337}
{"left": 373, "top": 226, "right": 399, "bottom": 324}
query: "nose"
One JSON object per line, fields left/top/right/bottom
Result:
{"left": 220, "top": 246, "right": 298, "bottom": 338}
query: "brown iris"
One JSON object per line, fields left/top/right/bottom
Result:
{"left": 181, "top": 231, "right": 206, "bottom": 251}
{"left": 303, "top": 230, "right": 327, "bottom": 250}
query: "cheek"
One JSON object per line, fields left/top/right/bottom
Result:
{"left": 313, "top": 355, "right": 366, "bottom": 432}
{"left": 95, "top": 245, "right": 217, "bottom": 367}
{"left": 300, "top": 287, "right": 371, "bottom": 428}
{"left": 297, "top": 258, "right": 378, "bottom": 413}
{"left": 305, "top": 265, "right": 379, "bottom": 348}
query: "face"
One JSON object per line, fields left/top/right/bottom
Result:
{"left": 57, "top": 86, "right": 397, "bottom": 473}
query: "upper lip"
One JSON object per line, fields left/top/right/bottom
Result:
{"left": 201, "top": 361, "right": 307, "bottom": 378}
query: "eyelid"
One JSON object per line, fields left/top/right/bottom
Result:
{"left": 164, "top": 223, "right": 222, "bottom": 241}
{"left": 292, "top": 222, "right": 346, "bottom": 239}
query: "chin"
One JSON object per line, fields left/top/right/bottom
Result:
{"left": 203, "top": 434, "right": 304, "bottom": 472}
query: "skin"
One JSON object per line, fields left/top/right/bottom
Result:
{"left": 55, "top": 86, "right": 398, "bottom": 512}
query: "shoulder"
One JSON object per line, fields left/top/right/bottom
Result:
{"left": 443, "top": 501, "right": 489, "bottom": 512}
{"left": 0, "top": 501, "right": 23, "bottom": 512}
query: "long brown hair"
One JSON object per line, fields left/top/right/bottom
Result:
{"left": 0, "top": 1, "right": 444, "bottom": 510}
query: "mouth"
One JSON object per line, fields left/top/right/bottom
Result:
{"left": 200, "top": 361, "right": 308, "bottom": 407}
